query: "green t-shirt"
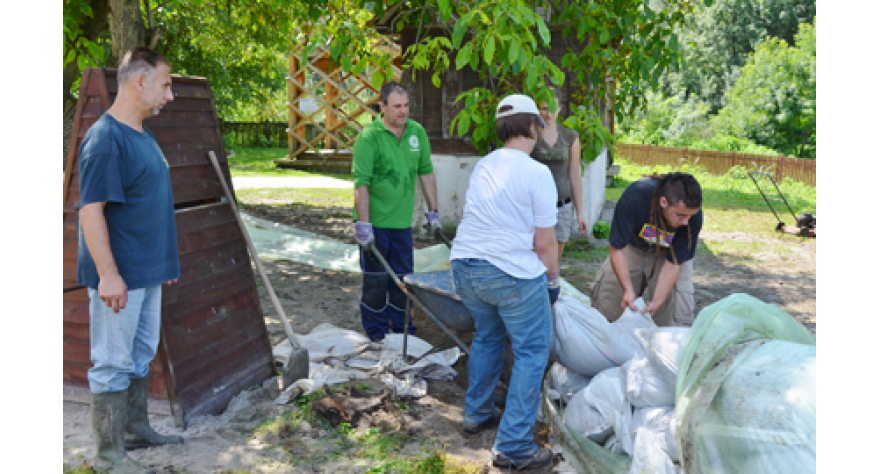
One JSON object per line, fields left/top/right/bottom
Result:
{"left": 351, "top": 117, "right": 433, "bottom": 228}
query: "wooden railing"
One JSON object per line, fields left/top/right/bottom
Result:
{"left": 615, "top": 143, "right": 816, "bottom": 186}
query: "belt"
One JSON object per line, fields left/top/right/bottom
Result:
{"left": 557, "top": 197, "right": 572, "bottom": 208}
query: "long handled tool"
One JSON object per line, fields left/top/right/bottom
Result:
{"left": 368, "top": 243, "right": 470, "bottom": 363}
{"left": 208, "top": 151, "right": 310, "bottom": 386}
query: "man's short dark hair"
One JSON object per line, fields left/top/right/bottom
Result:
{"left": 658, "top": 172, "right": 703, "bottom": 209}
{"left": 495, "top": 105, "right": 541, "bottom": 142}
{"left": 380, "top": 81, "right": 408, "bottom": 104}
{"left": 117, "top": 47, "right": 170, "bottom": 86}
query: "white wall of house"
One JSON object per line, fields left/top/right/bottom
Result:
{"left": 412, "top": 146, "right": 608, "bottom": 237}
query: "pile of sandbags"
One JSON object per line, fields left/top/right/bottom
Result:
{"left": 549, "top": 293, "right": 817, "bottom": 474}
{"left": 549, "top": 296, "right": 690, "bottom": 473}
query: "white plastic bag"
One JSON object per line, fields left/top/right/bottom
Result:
{"left": 563, "top": 367, "right": 633, "bottom": 452}
{"left": 622, "top": 357, "right": 676, "bottom": 408}
{"left": 549, "top": 362, "right": 592, "bottom": 404}
{"left": 631, "top": 407, "right": 678, "bottom": 462}
{"left": 634, "top": 327, "right": 690, "bottom": 389}
{"left": 552, "top": 296, "right": 653, "bottom": 376}
{"left": 629, "top": 428, "right": 678, "bottom": 474}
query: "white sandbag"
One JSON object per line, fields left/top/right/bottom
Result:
{"left": 549, "top": 362, "right": 592, "bottom": 404}
{"left": 695, "top": 340, "right": 816, "bottom": 473}
{"left": 622, "top": 357, "right": 676, "bottom": 408}
{"left": 552, "top": 296, "right": 653, "bottom": 376}
{"left": 634, "top": 327, "right": 690, "bottom": 389}
{"left": 564, "top": 385, "right": 611, "bottom": 444}
{"left": 563, "top": 367, "right": 632, "bottom": 451}
{"left": 629, "top": 427, "right": 678, "bottom": 474}
{"left": 631, "top": 406, "right": 678, "bottom": 462}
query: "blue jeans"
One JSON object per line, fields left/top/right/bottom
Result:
{"left": 451, "top": 258, "right": 551, "bottom": 463}
{"left": 359, "top": 227, "right": 416, "bottom": 340}
{"left": 87, "top": 285, "right": 162, "bottom": 393}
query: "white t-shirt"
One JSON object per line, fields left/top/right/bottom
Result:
{"left": 451, "top": 147, "right": 558, "bottom": 278}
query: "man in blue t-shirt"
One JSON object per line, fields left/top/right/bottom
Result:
{"left": 77, "top": 47, "right": 182, "bottom": 472}
{"left": 590, "top": 172, "right": 703, "bottom": 326}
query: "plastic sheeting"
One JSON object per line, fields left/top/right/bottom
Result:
{"left": 241, "top": 211, "right": 452, "bottom": 273}
{"left": 674, "top": 293, "right": 817, "bottom": 474}
{"left": 272, "top": 324, "right": 461, "bottom": 402}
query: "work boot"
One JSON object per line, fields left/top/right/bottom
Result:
{"left": 91, "top": 390, "right": 154, "bottom": 473}
{"left": 125, "top": 376, "right": 183, "bottom": 449}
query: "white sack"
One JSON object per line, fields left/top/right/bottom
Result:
{"left": 631, "top": 406, "right": 679, "bottom": 462}
{"left": 622, "top": 357, "right": 676, "bottom": 408}
{"left": 552, "top": 296, "right": 654, "bottom": 376}
{"left": 549, "top": 362, "right": 592, "bottom": 405}
{"left": 629, "top": 428, "right": 678, "bottom": 474}
{"left": 634, "top": 327, "right": 690, "bottom": 389}
{"left": 563, "top": 367, "right": 632, "bottom": 451}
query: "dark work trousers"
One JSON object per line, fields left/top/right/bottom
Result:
{"left": 359, "top": 227, "right": 417, "bottom": 341}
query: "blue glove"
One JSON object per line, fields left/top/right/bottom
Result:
{"left": 548, "top": 277, "right": 561, "bottom": 305}
{"left": 355, "top": 222, "right": 374, "bottom": 248}
{"left": 425, "top": 210, "right": 441, "bottom": 234}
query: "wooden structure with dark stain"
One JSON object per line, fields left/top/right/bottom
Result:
{"left": 63, "top": 68, "right": 275, "bottom": 428}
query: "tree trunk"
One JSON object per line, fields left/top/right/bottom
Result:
{"left": 108, "top": 0, "right": 146, "bottom": 67}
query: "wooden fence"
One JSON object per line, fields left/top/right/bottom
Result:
{"left": 615, "top": 143, "right": 816, "bottom": 186}
{"left": 219, "top": 120, "right": 288, "bottom": 148}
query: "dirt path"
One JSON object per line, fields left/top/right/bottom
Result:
{"left": 63, "top": 202, "right": 816, "bottom": 473}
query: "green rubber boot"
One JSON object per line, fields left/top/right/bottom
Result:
{"left": 91, "top": 391, "right": 154, "bottom": 473}
{"left": 125, "top": 376, "right": 183, "bottom": 449}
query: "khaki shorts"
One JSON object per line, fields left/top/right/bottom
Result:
{"left": 590, "top": 245, "right": 695, "bottom": 327}
{"left": 555, "top": 201, "right": 575, "bottom": 243}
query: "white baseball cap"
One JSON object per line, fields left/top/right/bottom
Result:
{"left": 495, "top": 94, "right": 547, "bottom": 127}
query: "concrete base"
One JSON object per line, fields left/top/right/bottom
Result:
{"left": 412, "top": 146, "right": 610, "bottom": 238}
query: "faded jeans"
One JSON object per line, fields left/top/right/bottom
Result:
{"left": 88, "top": 285, "right": 162, "bottom": 393}
{"left": 451, "top": 258, "right": 551, "bottom": 463}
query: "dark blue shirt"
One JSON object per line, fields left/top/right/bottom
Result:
{"left": 609, "top": 177, "right": 703, "bottom": 264}
{"left": 77, "top": 113, "right": 180, "bottom": 289}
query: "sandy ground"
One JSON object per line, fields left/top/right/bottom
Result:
{"left": 63, "top": 202, "right": 816, "bottom": 473}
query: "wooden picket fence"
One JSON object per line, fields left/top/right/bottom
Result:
{"left": 615, "top": 143, "right": 816, "bottom": 186}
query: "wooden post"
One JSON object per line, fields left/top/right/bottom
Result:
{"left": 325, "top": 74, "right": 339, "bottom": 151}
{"left": 287, "top": 52, "right": 296, "bottom": 160}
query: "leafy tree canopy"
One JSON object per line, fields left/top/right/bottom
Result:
{"left": 664, "top": 0, "right": 815, "bottom": 112}
{"left": 64, "top": 0, "right": 698, "bottom": 160}
{"left": 714, "top": 18, "right": 816, "bottom": 158}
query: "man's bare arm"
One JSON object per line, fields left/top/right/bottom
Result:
{"left": 79, "top": 202, "right": 128, "bottom": 313}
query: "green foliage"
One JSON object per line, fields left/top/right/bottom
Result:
{"left": 663, "top": 0, "right": 817, "bottom": 112}
{"left": 592, "top": 222, "right": 611, "bottom": 240}
{"left": 714, "top": 19, "right": 816, "bottom": 158}
{"left": 616, "top": 90, "right": 712, "bottom": 146}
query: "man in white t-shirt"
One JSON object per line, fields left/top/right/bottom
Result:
{"left": 450, "top": 94, "right": 559, "bottom": 470}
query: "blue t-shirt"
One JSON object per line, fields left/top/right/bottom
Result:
{"left": 76, "top": 113, "right": 180, "bottom": 290}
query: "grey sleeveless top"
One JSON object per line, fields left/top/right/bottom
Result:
{"left": 530, "top": 124, "right": 579, "bottom": 202}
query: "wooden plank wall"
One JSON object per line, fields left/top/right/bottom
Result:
{"left": 63, "top": 68, "right": 275, "bottom": 427}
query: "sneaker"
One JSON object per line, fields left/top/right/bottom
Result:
{"left": 463, "top": 408, "right": 503, "bottom": 434}
{"left": 492, "top": 447, "right": 554, "bottom": 470}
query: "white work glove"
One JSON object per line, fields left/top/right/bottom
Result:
{"left": 355, "top": 222, "right": 374, "bottom": 249}
{"left": 425, "top": 210, "right": 441, "bottom": 234}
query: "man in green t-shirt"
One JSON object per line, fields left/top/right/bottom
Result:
{"left": 352, "top": 82, "right": 440, "bottom": 341}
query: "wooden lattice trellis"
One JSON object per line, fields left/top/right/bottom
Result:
{"left": 278, "top": 38, "right": 401, "bottom": 171}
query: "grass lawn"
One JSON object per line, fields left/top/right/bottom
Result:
{"left": 225, "top": 146, "right": 354, "bottom": 182}
{"left": 228, "top": 146, "right": 817, "bottom": 260}
{"left": 589, "top": 159, "right": 817, "bottom": 259}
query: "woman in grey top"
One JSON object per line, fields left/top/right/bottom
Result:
{"left": 530, "top": 87, "right": 588, "bottom": 268}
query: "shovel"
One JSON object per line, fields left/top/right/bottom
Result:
{"left": 207, "top": 151, "right": 310, "bottom": 387}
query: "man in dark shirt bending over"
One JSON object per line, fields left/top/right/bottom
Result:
{"left": 590, "top": 172, "right": 703, "bottom": 326}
